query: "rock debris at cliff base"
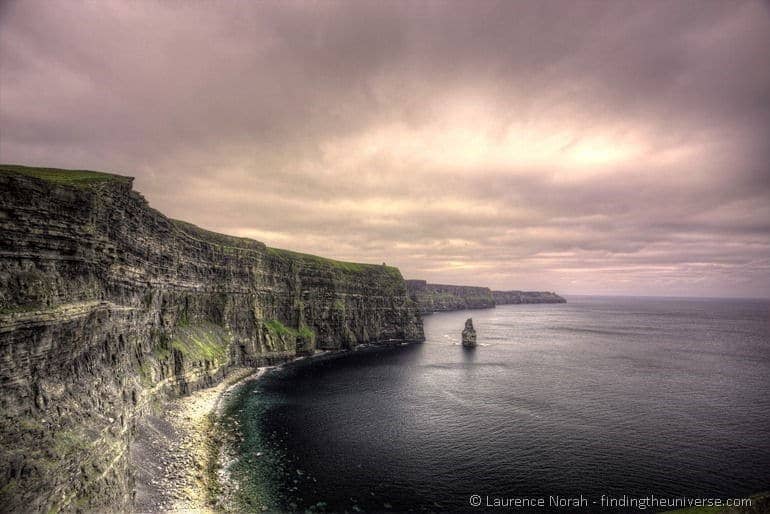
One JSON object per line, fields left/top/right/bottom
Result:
{"left": 0, "top": 165, "right": 424, "bottom": 512}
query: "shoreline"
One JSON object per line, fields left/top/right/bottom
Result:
{"left": 132, "top": 367, "right": 261, "bottom": 512}
{"left": 134, "top": 344, "right": 415, "bottom": 512}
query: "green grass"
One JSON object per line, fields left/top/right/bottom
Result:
{"left": 267, "top": 247, "right": 369, "bottom": 272}
{"left": 0, "top": 164, "right": 131, "bottom": 187}
{"left": 267, "top": 247, "right": 403, "bottom": 278}
{"left": 173, "top": 221, "right": 402, "bottom": 279}
{"left": 297, "top": 324, "right": 315, "bottom": 342}
{"left": 3, "top": 166, "right": 409, "bottom": 285}
{"left": 422, "top": 291, "right": 494, "bottom": 305}
{"left": 137, "top": 361, "right": 155, "bottom": 387}
{"left": 264, "top": 320, "right": 314, "bottom": 339}
{"left": 263, "top": 320, "right": 316, "bottom": 352}
{"left": 263, "top": 319, "right": 295, "bottom": 338}
{"left": 296, "top": 324, "right": 316, "bottom": 354}
{"left": 170, "top": 322, "right": 229, "bottom": 363}
{"left": 172, "top": 220, "right": 267, "bottom": 252}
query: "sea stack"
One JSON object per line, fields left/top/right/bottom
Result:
{"left": 462, "top": 318, "right": 477, "bottom": 348}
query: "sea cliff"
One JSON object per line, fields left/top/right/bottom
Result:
{"left": 0, "top": 165, "right": 423, "bottom": 512}
{"left": 406, "top": 280, "right": 565, "bottom": 314}
{"left": 492, "top": 290, "right": 566, "bottom": 305}
{"left": 405, "top": 280, "right": 495, "bottom": 314}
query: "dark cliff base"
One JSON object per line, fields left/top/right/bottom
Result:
{"left": 0, "top": 164, "right": 424, "bottom": 512}
{"left": 405, "top": 280, "right": 565, "bottom": 315}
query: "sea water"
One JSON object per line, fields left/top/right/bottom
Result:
{"left": 223, "top": 296, "right": 770, "bottom": 512}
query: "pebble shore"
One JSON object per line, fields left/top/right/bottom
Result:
{"left": 132, "top": 368, "right": 259, "bottom": 513}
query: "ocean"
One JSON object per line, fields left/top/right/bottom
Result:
{"left": 222, "top": 296, "right": 770, "bottom": 512}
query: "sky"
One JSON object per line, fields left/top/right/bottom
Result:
{"left": 1, "top": 1, "right": 769, "bottom": 298}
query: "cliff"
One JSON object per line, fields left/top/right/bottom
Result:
{"left": 0, "top": 164, "right": 423, "bottom": 512}
{"left": 492, "top": 290, "right": 566, "bottom": 304}
{"left": 406, "top": 280, "right": 566, "bottom": 314}
{"left": 405, "top": 280, "right": 495, "bottom": 314}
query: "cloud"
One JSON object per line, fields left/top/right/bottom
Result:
{"left": 1, "top": 0, "right": 769, "bottom": 297}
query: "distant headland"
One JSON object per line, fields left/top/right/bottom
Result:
{"left": 405, "top": 280, "right": 566, "bottom": 315}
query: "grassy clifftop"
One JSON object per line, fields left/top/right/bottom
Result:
{"left": 0, "top": 163, "right": 423, "bottom": 512}
{"left": 267, "top": 246, "right": 403, "bottom": 277}
{"left": 1, "top": 164, "right": 401, "bottom": 278}
{"left": 0, "top": 163, "right": 132, "bottom": 187}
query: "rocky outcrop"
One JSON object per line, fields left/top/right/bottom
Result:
{"left": 405, "top": 280, "right": 495, "bottom": 314}
{"left": 406, "top": 280, "right": 566, "bottom": 314}
{"left": 0, "top": 165, "right": 424, "bottom": 512}
{"left": 461, "top": 318, "right": 476, "bottom": 348}
{"left": 492, "top": 290, "right": 566, "bottom": 304}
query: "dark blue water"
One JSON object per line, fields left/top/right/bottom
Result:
{"left": 224, "top": 297, "right": 770, "bottom": 512}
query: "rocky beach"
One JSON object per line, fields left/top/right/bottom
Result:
{"left": 132, "top": 367, "right": 259, "bottom": 513}
{"left": 0, "top": 165, "right": 424, "bottom": 512}
{"left": 0, "top": 165, "right": 569, "bottom": 511}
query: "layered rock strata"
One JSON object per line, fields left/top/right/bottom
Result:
{"left": 0, "top": 165, "right": 423, "bottom": 512}
{"left": 461, "top": 318, "right": 476, "bottom": 348}
{"left": 491, "top": 290, "right": 566, "bottom": 304}
{"left": 405, "top": 280, "right": 495, "bottom": 314}
{"left": 406, "top": 280, "right": 566, "bottom": 314}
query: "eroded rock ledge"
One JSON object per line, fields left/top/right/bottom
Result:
{"left": 0, "top": 165, "right": 424, "bottom": 512}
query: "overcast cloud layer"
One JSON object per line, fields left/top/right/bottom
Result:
{"left": 2, "top": 0, "right": 769, "bottom": 297}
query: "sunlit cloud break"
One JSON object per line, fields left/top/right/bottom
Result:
{"left": 1, "top": 0, "right": 769, "bottom": 297}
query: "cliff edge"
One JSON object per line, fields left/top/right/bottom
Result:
{"left": 406, "top": 280, "right": 565, "bottom": 314}
{"left": 492, "top": 290, "right": 566, "bottom": 305}
{"left": 0, "top": 164, "right": 424, "bottom": 512}
{"left": 405, "top": 280, "right": 495, "bottom": 314}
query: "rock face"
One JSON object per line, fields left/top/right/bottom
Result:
{"left": 461, "top": 318, "right": 477, "bottom": 347}
{"left": 405, "top": 280, "right": 495, "bottom": 314}
{"left": 492, "top": 290, "right": 566, "bottom": 304}
{"left": 0, "top": 165, "right": 424, "bottom": 512}
{"left": 406, "top": 280, "right": 566, "bottom": 314}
